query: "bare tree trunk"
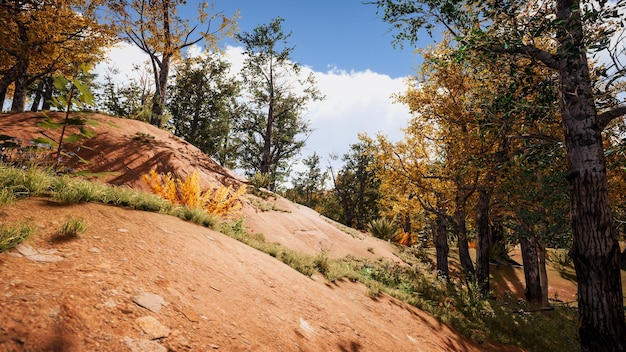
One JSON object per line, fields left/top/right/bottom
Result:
{"left": 520, "top": 235, "right": 542, "bottom": 305}
{"left": 556, "top": 1, "right": 626, "bottom": 349}
{"left": 0, "top": 64, "right": 20, "bottom": 111}
{"left": 30, "top": 79, "right": 44, "bottom": 112}
{"left": 150, "top": 54, "right": 171, "bottom": 128}
{"left": 10, "top": 59, "right": 29, "bottom": 113}
{"left": 435, "top": 210, "right": 449, "bottom": 280}
{"left": 475, "top": 188, "right": 490, "bottom": 296}
{"left": 537, "top": 241, "right": 549, "bottom": 308}
{"left": 454, "top": 208, "right": 475, "bottom": 280}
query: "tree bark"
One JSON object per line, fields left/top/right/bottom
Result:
{"left": 520, "top": 235, "right": 542, "bottom": 305}
{"left": 435, "top": 209, "right": 449, "bottom": 280}
{"left": 537, "top": 240, "right": 549, "bottom": 308}
{"left": 454, "top": 208, "right": 475, "bottom": 280}
{"left": 150, "top": 53, "right": 171, "bottom": 128}
{"left": 556, "top": 0, "right": 626, "bottom": 349}
{"left": 30, "top": 79, "right": 45, "bottom": 112}
{"left": 475, "top": 188, "right": 491, "bottom": 296}
{"left": 10, "top": 59, "right": 29, "bottom": 112}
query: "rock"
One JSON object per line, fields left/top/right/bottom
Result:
{"left": 180, "top": 306, "right": 201, "bottom": 322}
{"left": 88, "top": 247, "right": 101, "bottom": 253}
{"left": 123, "top": 337, "right": 166, "bottom": 352}
{"left": 25, "top": 254, "right": 64, "bottom": 263}
{"left": 135, "top": 316, "right": 171, "bottom": 339}
{"left": 133, "top": 292, "right": 165, "bottom": 314}
{"left": 299, "top": 318, "right": 315, "bottom": 336}
{"left": 15, "top": 244, "right": 37, "bottom": 256}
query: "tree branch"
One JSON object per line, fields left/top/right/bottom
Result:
{"left": 598, "top": 106, "right": 626, "bottom": 130}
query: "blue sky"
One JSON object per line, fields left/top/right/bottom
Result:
{"left": 205, "top": 0, "right": 420, "bottom": 78}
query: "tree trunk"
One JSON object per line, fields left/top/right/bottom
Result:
{"left": 10, "top": 59, "right": 29, "bottom": 113}
{"left": 520, "top": 235, "right": 542, "bottom": 305}
{"left": 454, "top": 208, "right": 475, "bottom": 280}
{"left": 150, "top": 54, "right": 170, "bottom": 128}
{"left": 490, "top": 221, "right": 506, "bottom": 261}
{"left": 30, "top": 79, "right": 44, "bottom": 112}
{"left": 537, "top": 241, "right": 549, "bottom": 308}
{"left": 0, "top": 64, "right": 20, "bottom": 111}
{"left": 404, "top": 211, "right": 412, "bottom": 234}
{"left": 435, "top": 210, "right": 449, "bottom": 280}
{"left": 556, "top": 1, "right": 626, "bottom": 349}
{"left": 475, "top": 188, "right": 490, "bottom": 296}
{"left": 41, "top": 76, "right": 53, "bottom": 111}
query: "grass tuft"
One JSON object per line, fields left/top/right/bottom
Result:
{"left": 0, "top": 223, "right": 35, "bottom": 252}
{"left": 56, "top": 217, "right": 89, "bottom": 240}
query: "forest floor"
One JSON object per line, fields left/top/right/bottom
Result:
{"left": 0, "top": 112, "right": 581, "bottom": 351}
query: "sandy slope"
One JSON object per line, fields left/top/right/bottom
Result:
{"left": 0, "top": 112, "right": 531, "bottom": 351}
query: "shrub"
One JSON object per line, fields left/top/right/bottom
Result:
{"left": 0, "top": 223, "right": 34, "bottom": 252}
{"left": 143, "top": 169, "right": 246, "bottom": 218}
{"left": 57, "top": 217, "right": 89, "bottom": 239}
{"left": 249, "top": 172, "right": 271, "bottom": 189}
{"left": 367, "top": 217, "right": 398, "bottom": 240}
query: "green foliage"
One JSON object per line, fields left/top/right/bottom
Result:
{"left": 98, "top": 65, "right": 154, "bottom": 120}
{"left": 249, "top": 172, "right": 272, "bottom": 189}
{"left": 286, "top": 152, "right": 327, "bottom": 208}
{"left": 57, "top": 217, "right": 89, "bottom": 239}
{"left": 167, "top": 55, "right": 241, "bottom": 168}
{"left": 367, "top": 217, "right": 399, "bottom": 240}
{"left": 0, "top": 223, "right": 34, "bottom": 252}
{"left": 35, "top": 65, "right": 99, "bottom": 172}
{"left": 326, "top": 141, "right": 382, "bottom": 230}
{"left": 235, "top": 18, "right": 323, "bottom": 190}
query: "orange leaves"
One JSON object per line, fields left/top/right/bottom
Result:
{"left": 143, "top": 169, "right": 246, "bottom": 218}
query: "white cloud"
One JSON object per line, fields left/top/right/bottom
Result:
{"left": 217, "top": 46, "right": 411, "bottom": 166}
{"left": 95, "top": 43, "right": 412, "bottom": 173}
{"left": 94, "top": 42, "right": 150, "bottom": 85}
{"left": 304, "top": 67, "right": 410, "bottom": 159}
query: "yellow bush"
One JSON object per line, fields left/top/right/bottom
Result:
{"left": 393, "top": 229, "right": 414, "bottom": 247}
{"left": 143, "top": 169, "right": 245, "bottom": 218}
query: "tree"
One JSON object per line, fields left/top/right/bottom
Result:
{"left": 98, "top": 64, "right": 154, "bottom": 120}
{"left": 373, "top": 0, "right": 626, "bottom": 349}
{"left": 326, "top": 140, "right": 382, "bottom": 230}
{"left": 108, "top": 0, "right": 236, "bottom": 127}
{"left": 235, "top": 18, "right": 323, "bottom": 190}
{"left": 166, "top": 54, "right": 241, "bottom": 168}
{"left": 0, "top": 0, "right": 116, "bottom": 112}
{"left": 286, "top": 152, "right": 327, "bottom": 208}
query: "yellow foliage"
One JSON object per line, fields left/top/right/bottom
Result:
{"left": 143, "top": 169, "right": 245, "bottom": 218}
{"left": 393, "top": 230, "right": 414, "bottom": 247}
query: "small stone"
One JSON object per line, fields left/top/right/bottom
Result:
{"left": 118, "top": 228, "right": 129, "bottom": 233}
{"left": 123, "top": 337, "right": 167, "bottom": 352}
{"left": 25, "top": 254, "right": 64, "bottom": 263}
{"left": 133, "top": 292, "right": 165, "bottom": 314}
{"left": 299, "top": 318, "right": 315, "bottom": 335}
{"left": 88, "top": 247, "right": 101, "bottom": 253}
{"left": 180, "top": 306, "right": 200, "bottom": 322}
{"left": 15, "top": 244, "right": 37, "bottom": 256}
{"left": 135, "top": 316, "right": 171, "bottom": 339}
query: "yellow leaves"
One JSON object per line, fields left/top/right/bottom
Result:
{"left": 143, "top": 169, "right": 245, "bottom": 218}
{"left": 393, "top": 229, "right": 414, "bottom": 247}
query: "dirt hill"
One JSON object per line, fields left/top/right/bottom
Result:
{"left": 0, "top": 112, "right": 552, "bottom": 351}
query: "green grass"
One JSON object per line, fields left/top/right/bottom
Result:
{"left": 56, "top": 217, "right": 90, "bottom": 239}
{"left": 0, "top": 162, "right": 580, "bottom": 351}
{"left": 0, "top": 163, "right": 215, "bottom": 228}
{"left": 0, "top": 223, "right": 35, "bottom": 252}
